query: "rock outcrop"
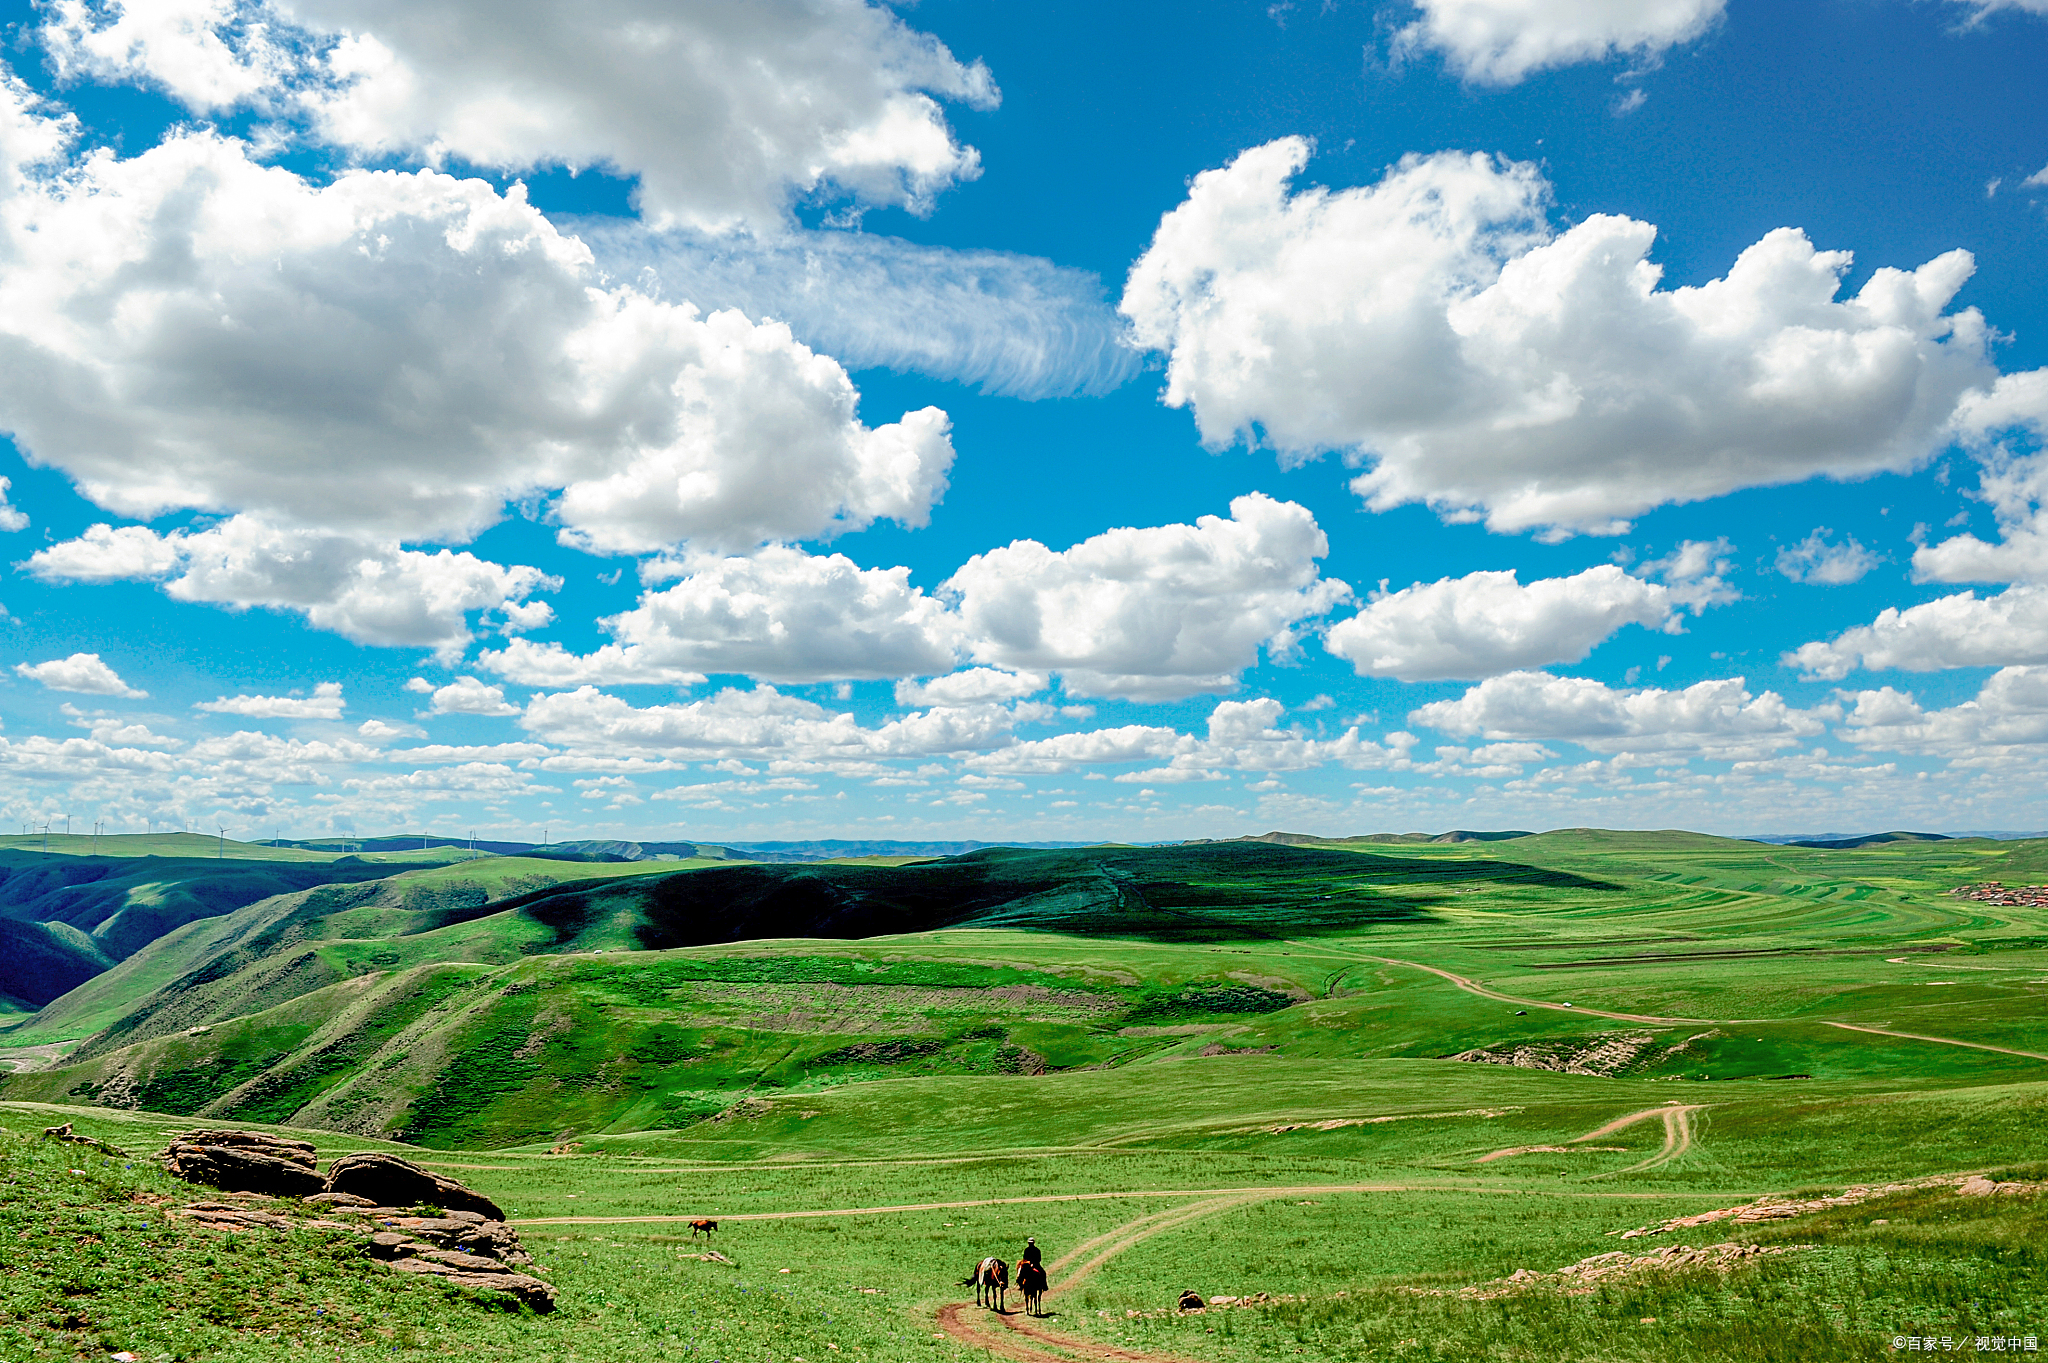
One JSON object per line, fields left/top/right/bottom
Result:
{"left": 173, "top": 1198, "right": 552, "bottom": 1311}
{"left": 160, "top": 1132, "right": 548, "bottom": 1310}
{"left": 162, "top": 1130, "right": 323, "bottom": 1197}
{"left": 323, "top": 1151, "right": 507, "bottom": 1220}
{"left": 41, "top": 1122, "right": 127, "bottom": 1157}
{"left": 351, "top": 1210, "right": 549, "bottom": 1309}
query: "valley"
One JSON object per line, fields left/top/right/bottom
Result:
{"left": 0, "top": 828, "right": 2043, "bottom": 1361}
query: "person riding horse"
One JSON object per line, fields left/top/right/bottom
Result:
{"left": 1020, "top": 1237, "right": 1041, "bottom": 1267}
{"left": 1016, "top": 1256, "right": 1048, "bottom": 1315}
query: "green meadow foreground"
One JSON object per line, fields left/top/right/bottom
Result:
{"left": 0, "top": 829, "right": 2044, "bottom": 1361}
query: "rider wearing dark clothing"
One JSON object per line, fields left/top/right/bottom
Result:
{"left": 1021, "top": 1238, "right": 1041, "bottom": 1266}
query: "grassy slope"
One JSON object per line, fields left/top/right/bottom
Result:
{"left": 6, "top": 832, "right": 2043, "bottom": 1151}
{"left": 0, "top": 915, "right": 114, "bottom": 1008}
{"left": 0, "top": 851, "right": 410, "bottom": 959}
{"left": 4, "top": 1064, "right": 2042, "bottom": 1363}
{"left": 1, "top": 828, "right": 2045, "bottom": 1362}
{"left": 2, "top": 856, "right": 692, "bottom": 1047}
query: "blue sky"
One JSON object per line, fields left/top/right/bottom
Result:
{"left": 0, "top": 0, "right": 2044, "bottom": 842}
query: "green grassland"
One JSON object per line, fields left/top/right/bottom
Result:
{"left": 0, "top": 829, "right": 2043, "bottom": 1361}
{"left": 9, "top": 831, "right": 2042, "bottom": 1144}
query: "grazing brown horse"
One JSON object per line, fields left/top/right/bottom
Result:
{"left": 1016, "top": 1258, "right": 1047, "bottom": 1315}
{"left": 689, "top": 1218, "right": 717, "bottom": 1238}
{"left": 969, "top": 1256, "right": 1008, "bottom": 1311}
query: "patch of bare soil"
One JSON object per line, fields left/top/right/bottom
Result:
{"left": 1609, "top": 1174, "right": 2039, "bottom": 1239}
{"left": 1262, "top": 1107, "right": 1520, "bottom": 1136}
{"left": 1451, "top": 1030, "right": 1661, "bottom": 1076}
{"left": 1410, "top": 1241, "right": 1805, "bottom": 1300}
{"left": 935, "top": 1301, "right": 1209, "bottom": 1363}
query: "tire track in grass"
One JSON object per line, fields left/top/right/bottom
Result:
{"left": 1818, "top": 1020, "right": 2048, "bottom": 1063}
{"left": 938, "top": 1197, "right": 1271, "bottom": 1363}
{"left": 1046, "top": 1193, "right": 1270, "bottom": 1295}
{"left": 522, "top": 1181, "right": 1757, "bottom": 1226}
{"left": 1361, "top": 954, "right": 2048, "bottom": 1065}
{"left": 1594, "top": 1104, "right": 1702, "bottom": 1177}
{"left": 1473, "top": 1103, "right": 1702, "bottom": 1169}
{"left": 936, "top": 1299, "right": 1205, "bottom": 1363}
{"left": 1360, "top": 955, "right": 1710, "bottom": 1025}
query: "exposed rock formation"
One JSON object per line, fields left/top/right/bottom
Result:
{"left": 323, "top": 1151, "right": 507, "bottom": 1220}
{"left": 355, "top": 1212, "right": 550, "bottom": 1309}
{"left": 41, "top": 1122, "right": 127, "bottom": 1157}
{"left": 162, "top": 1130, "right": 323, "bottom": 1197}
{"left": 160, "top": 1132, "right": 547, "bottom": 1309}
{"left": 173, "top": 1197, "right": 552, "bottom": 1311}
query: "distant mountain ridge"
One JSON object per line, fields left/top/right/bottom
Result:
{"left": 1743, "top": 830, "right": 2048, "bottom": 847}
{"left": 1188, "top": 830, "right": 1535, "bottom": 847}
{"left": 270, "top": 836, "right": 1096, "bottom": 863}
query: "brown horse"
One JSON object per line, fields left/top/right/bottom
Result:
{"left": 689, "top": 1219, "right": 717, "bottom": 1238}
{"left": 970, "top": 1256, "right": 1008, "bottom": 1311}
{"left": 1016, "top": 1258, "right": 1047, "bottom": 1315}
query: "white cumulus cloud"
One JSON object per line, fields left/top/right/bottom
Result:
{"left": 1393, "top": 0, "right": 1726, "bottom": 85}
{"left": 0, "top": 477, "right": 29, "bottom": 533}
{"left": 1776, "top": 529, "right": 1880, "bottom": 585}
{"left": 518, "top": 684, "right": 1025, "bottom": 767}
{"left": 1122, "top": 139, "right": 1997, "bottom": 538}
{"left": 945, "top": 493, "right": 1351, "bottom": 700}
{"left": 483, "top": 546, "right": 959, "bottom": 687}
{"left": 407, "top": 675, "right": 520, "bottom": 717}
{"left": 15, "top": 653, "right": 147, "bottom": 697}
{"left": 1412, "top": 670, "right": 1829, "bottom": 759}
{"left": 1839, "top": 667, "right": 2048, "bottom": 762}
{"left": 195, "top": 681, "right": 345, "bottom": 718}
{"left": 1911, "top": 370, "right": 2048, "bottom": 585}
{"left": 1784, "top": 585, "right": 2048, "bottom": 679}
{"left": 28, "top": 519, "right": 557, "bottom": 660}
{"left": 0, "top": 95, "right": 955, "bottom": 556}
{"left": 894, "top": 669, "right": 1047, "bottom": 709}
{"left": 1326, "top": 564, "right": 1677, "bottom": 681}
{"left": 41, "top": 0, "right": 996, "bottom": 232}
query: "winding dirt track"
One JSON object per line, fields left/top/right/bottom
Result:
{"left": 1363, "top": 956, "right": 1710, "bottom": 1025}
{"left": 926, "top": 1147, "right": 1741, "bottom": 1360}
{"left": 1472, "top": 1103, "right": 1703, "bottom": 1171}
{"left": 1819, "top": 1021, "right": 2048, "bottom": 1062}
{"left": 522, "top": 1179, "right": 1732, "bottom": 1228}
{"left": 1369, "top": 954, "right": 2047, "bottom": 1064}
{"left": 523, "top": 1185, "right": 1421, "bottom": 1227}
{"left": 933, "top": 1195, "right": 1281, "bottom": 1363}
{"left": 1599, "top": 1104, "right": 1702, "bottom": 1175}
{"left": 934, "top": 1299, "right": 1208, "bottom": 1363}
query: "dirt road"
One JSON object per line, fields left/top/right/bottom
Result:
{"left": 928, "top": 1158, "right": 1728, "bottom": 1361}
{"left": 935, "top": 1299, "right": 1208, "bottom": 1362}
{"left": 1363, "top": 956, "right": 1711, "bottom": 1025}
{"left": 521, "top": 1179, "right": 1738, "bottom": 1228}
{"left": 1473, "top": 1103, "right": 1703, "bottom": 1171}
{"left": 1819, "top": 1021, "right": 2048, "bottom": 1063}
{"left": 1368, "top": 955, "right": 2048, "bottom": 1066}
{"left": 933, "top": 1195, "right": 1281, "bottom": 1363}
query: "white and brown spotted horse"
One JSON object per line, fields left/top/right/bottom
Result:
{"left": 967, "top": 1256, "right": 1008, "bottom": 1311}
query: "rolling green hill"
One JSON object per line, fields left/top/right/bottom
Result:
{"left": 0, "top": 914, "right": 113, "bottom": 1007}
{"left": 0, "top": 851, "right": 405, "bottom": 962}
{"left": 2, "top": 828, "right": 2045, "bottom": 1363}
{"left": 6, "top": 831, "right": 2043, "bottom": 1153}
